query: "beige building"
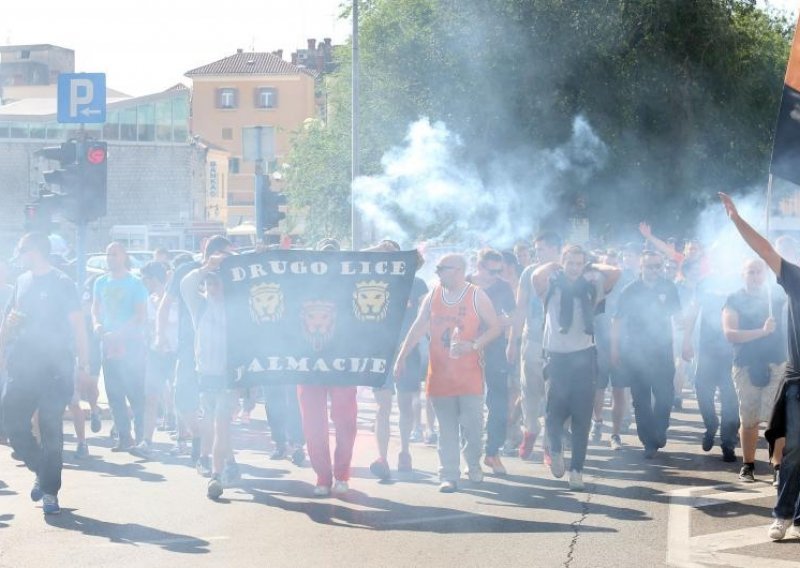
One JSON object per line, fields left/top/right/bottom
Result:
{"left": 185, "top": 50, "right": 317, "bottom": 227}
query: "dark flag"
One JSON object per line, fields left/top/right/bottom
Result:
{"left": 221, "top": 250, "right": 418, "bottom": 387}
{"left": 771, "top": 13, "right": 800, "bottom": 185}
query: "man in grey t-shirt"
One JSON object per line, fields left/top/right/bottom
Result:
{"left": 532, "top": 246, "right": 620, "bottom": 491}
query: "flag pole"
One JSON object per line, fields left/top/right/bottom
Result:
{"left": 767, "top": 173, "right": 774, "bottom": 318}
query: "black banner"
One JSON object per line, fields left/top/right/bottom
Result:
{"left": 771, "top": 15, "right": 800, "bottom": 185}
{"left": 221, "top": 250, "right": 418, "bottom": 387}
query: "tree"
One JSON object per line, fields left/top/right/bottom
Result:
{"left": 285, "top": 0, "right": 793, "bottom": 243}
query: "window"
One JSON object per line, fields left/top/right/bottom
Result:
{"left": 120, "top": 107, "right": 137, "bottom": 141}
{"left": 255, "top": 87, "right": 278, "bottom": 109}
{"left": 217, "top": 88, "right": 238, "bottom": 109}
{"left": 155, "top": 99, "right": 172, "bottom": 142}
{"left": 228, "top": 157, "right": 240, "bottom": 174}
{"left": 103, "top": 110, "right": 119, "bottom": 140}
{"left": 137, "top": 103, "right": 155, "bottom": 141}
{"left": 21, "top": 50, "right": 30, "bottom": 59}
{"left": 172, "top": 95, "right": 189, "bottom": 142}
{"left": 222, "top": 128, "right": 233, "bottom": 140}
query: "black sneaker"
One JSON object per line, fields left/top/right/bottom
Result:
{"left": 290, "top": 447, "right": 306, "bottom": 466}
{"left": 701, "top": 432, "right": 714, "bottom": 452}
{"left": 721, "top": 447, "right": 736, "bottom": 463}
{"left": 644, "top": 447, "right": 658, "bottom": 459}
{"left": 270, "top": 446, "right": 287, "bottom": 460}
{"left": 369, "top": 458, "right": 391, "bottom": 481}
{"left": 30, "top": 477, "right": 43, "bottom": 502}
{"left": 90, "top": 410, "right": 102, "bottom": 434}
{"left": 739, "top": 464, "right": 755, "bottom": 483}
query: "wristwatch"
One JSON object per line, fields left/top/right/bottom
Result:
{"left": 471, "top": 341, "right": 479, "bottom": 351}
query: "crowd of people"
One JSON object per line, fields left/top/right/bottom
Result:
{"left": 1, "top": 193, "right": 799, "bottom": 542}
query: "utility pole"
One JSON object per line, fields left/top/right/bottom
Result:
{"left": 351, "top": 0, "right": 362, "bottom": 250}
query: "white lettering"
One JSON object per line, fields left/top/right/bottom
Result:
{"left": 333, "top": 359, "right": 346, "bottom": 371}
{"left": 309, "top": 261, "right": 328, "bottom": 275}
{"left": 290, "top": 261, "right": 308, "bottom": 274}
{"left": 312, "top": 358, "right": 330, "bottom": 372}
{"left": 268, "top": 260, "right": 287, "bottom": 274}
{"left": 231, "top": 266, "right": 247, "bottom": 282}
{"left": 266, "top": 357, "right": 283, "bottom": 371}
{"left": 371, "top": 359, "right": 387, "bottom": 374}
{"left": 286, "top": 357, "right": 310, "bottom": 372}
{"left": 341, "top": 261, "right": 356, "bottom": 275}
{"left": 249, "top": 263, "right": 268, "bottom": 279}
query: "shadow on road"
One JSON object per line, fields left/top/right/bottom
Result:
{"left": 0, "top": 514, "right": 13, "bottom": 528}
{"left": 231, "top": 478, "right": 619, "bottom": 535}
{"left": 45, "top": 510, "right": 211, "bottom": 554}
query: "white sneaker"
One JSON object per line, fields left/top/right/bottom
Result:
{"left": 331, "top": 480, "right": 349, "bottom": 496}
{"left": 790, "top": 524, "right": 800, "bottom": 539}
{"left": 312, "top": 485, "right": 331, "bottom": 497}
{"left": 550, "top": 452, "right": 566, "bottom": 479}
{"left": 769, "top": 518, "right": 791, "bottom": 541}
{"left": 569, "top": 470, "right": 585, "bottom": 491}
{"left": 467, "top": 468, "right": 484, "bottom": 483}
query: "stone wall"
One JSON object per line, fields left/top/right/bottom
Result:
{"left": 0, "top": 140, "right": 207, "bottom": 257}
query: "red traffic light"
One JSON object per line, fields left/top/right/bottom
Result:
{"left": 86, "top": 146, "right": 107, "bottom": 165}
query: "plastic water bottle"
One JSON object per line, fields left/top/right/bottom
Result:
{"left": 449, "top": 326, "right": 461, "bottom": 359}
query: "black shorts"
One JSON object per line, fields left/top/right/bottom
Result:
{"left": 375, "top": 349, "right": 424, "bottom": 393}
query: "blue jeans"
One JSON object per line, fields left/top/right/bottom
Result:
{"left": 775, "top": 381, "right": 800, "bottom": 521}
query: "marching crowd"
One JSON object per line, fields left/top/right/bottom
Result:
{"left": 1, "top": 193, "right": 800, "bottom": 542}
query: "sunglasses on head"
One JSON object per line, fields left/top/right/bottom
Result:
{"left": 643, "top": 264, "right": 663, "bottom": 270}
{"left": 435, "top": 265, "right": 456, "bottom": 274}
{"left": 488, "top": 268, "right": 503, "bottom": 275}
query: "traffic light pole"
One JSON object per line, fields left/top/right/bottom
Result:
{"left": 254, "top": 125, "right": 265, "bottom": 244}
{"left": 75, "top": 128, "right": 87, "bottom": 288}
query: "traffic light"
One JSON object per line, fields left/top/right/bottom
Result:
{"left": 23, "top": 191, "right": 62, "bottom": 234}
{"left": 36, "top": 141, "right": 79, "bottom": 190}
{"left": 78, "top": 141, "right": 108, "bottom": 221}
{"left": 263, "top": 189, "right": 287, "bottom": 230}
{"left": 34, "top": 140, "right": 108, "bottom": 223}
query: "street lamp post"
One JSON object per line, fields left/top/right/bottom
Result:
{"left": 351, "top": 0, "right": 362, "bottom": 250}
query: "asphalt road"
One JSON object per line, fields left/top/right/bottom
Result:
{"left": 1, "top": 389, "right": 798, "bottom": 568}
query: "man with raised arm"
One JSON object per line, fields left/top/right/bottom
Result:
{"left": 719, "top": 192, "right": 800, "bottom": 541}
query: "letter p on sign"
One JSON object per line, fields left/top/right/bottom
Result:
{"left": 70, "top": 79, "right": 93, "bottom": 118}
{"left": 57, "top": 73, "right": 106, "bottom": 124}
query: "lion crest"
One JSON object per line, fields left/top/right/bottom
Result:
{"left": 353, "top": 280, "right": 390, "bottom": 322}
{"left": 249, "top": 282, "right": 284, "bottom": 324}
{"left": 301, "top": 300, "right": 337, "bottom": 351}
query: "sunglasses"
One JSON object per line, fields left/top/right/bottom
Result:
{"left": 435, "top": 265, "right": 457, "bottom": 274}
{"left": 643, "top": 264, "right": 663, "bottom": 270}
{"left": 488, "top": 268, "right": 503, "bottom": 275}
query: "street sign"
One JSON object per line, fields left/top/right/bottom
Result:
{"left": 57, "top": 73, "right": 106, "bottom": 124}
{"left": 242, "top": 126, "right": 275, "bottom": 162}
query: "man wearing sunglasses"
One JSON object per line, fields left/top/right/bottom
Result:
{"left": 395, "top": 254, "right": 501, "bottom": 493}
{"left": 467, "top": 248, "right": 516, "bottom": 475}
{"left": 611, "top": 250, "right": 682, "bottom": 459}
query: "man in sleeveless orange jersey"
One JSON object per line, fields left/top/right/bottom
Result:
{"left": 395, "top": 253, "right": 501, "bottom": 493}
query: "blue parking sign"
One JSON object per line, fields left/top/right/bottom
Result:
{"left": 57, "top": 73, "right": 106, "bottom": 124}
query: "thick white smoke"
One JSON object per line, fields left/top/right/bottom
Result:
{"left": 353, "top": 115, "right": 608, "bottom": 248}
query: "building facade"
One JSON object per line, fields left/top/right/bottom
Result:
{"left": 185, "top": 50, "right": 317, "bottom": 227}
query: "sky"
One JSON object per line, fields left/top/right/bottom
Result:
{"left": 2, "top": 0, "right": 351, "bottom": 96}
{"left": 2, "top": 0, "right": 798, "bottom": 98}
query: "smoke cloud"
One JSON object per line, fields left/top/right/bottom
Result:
{"left": 353, "top": 115, "right": 608, "bottom": 248}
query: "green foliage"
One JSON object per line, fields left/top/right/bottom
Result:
{"left": 285, "top": 0, "right": 793, "bottom": 241}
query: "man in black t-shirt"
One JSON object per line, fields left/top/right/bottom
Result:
{"left": 684, "top": 276, "right": 737, "bottom": 462}
{"left": 611, "top": 251, "right": 681, "bottom": 459}
{"left": 468, "top": 248, "right": 516, "bottom": 475}
{"left": 0, "top": 232, "right": 90, "bottom": 515}
{"left": 719, "top": 193, "right": 800, "bottom": 541}
{"left": 723, "top": 259, "right": 786, "bottom": 484}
